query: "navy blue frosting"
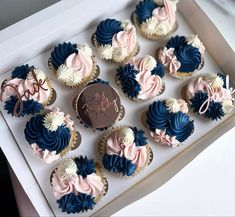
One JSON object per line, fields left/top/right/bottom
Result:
{"left": 151, "top": 63, "right": 165, "bottom": 78}
{"left": 51, "top": 42, "right": 77, "bottom": 69}
{"left": 117, "top": 64, "right": 141, "bottom": 98}
{"left": 24, "top": 114, "right": 71, "bottom": 153}
{"left": 57, "top": 193, "right": 96, "bottom": 214}
{"left": 190, "top": 91, "right": 224, "bottom": 120}
{"left": 131, "top": 127, "right": 147, "bottom": 146}
{"left": 102, "top": 154, "right": 137, "bottom": 176}
{"left": 147, "top": 100, "right": 194, "bottom": 142}
{"left": 166, "top": 35, "right": 202, "bottom": 72}
{"left": 95, "top": 19, "right": 123, "bottom": 45}
{"left": 136, "top": 0, "right": 158, "bottom": 23}
{"left": 11, "top": 64, "right": 33, "bottom": 79}
{"left": 4, "top": 96, "right": 42, "bottom": 117}
{"left": 74, "top": 156, "right": 96, "bottom": 178}
{"left": 147, "top": 101, "right": 170, "bottom": 131}
{"left": 166, "top": 112, "right": 194, "bottom": 142}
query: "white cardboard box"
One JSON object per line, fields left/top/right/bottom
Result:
{"left": 0, "top": 0, "right": 235, "bottom": 216}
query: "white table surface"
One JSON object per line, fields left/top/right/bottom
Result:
{"left": 113, "top": 127, "right": 235, "bottom": 216}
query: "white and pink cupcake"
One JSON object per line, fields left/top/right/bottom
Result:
{"left": 116, "top": 55, "right": 165, "bottom": 101}
{"left": 24, "top": 107, "right": 81, "bottom": 163}
{"left": 49, "top": 42, "right": 99, "bottom": 87}
{"left": 92, "top": 18, "right": 139, "bottom": 63}
{"left": 51, "top": 156, "right": 108, "bottom": 214}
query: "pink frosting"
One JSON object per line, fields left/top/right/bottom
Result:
{"left": 51, "top": 171, "right": 104, "bottom": 199}
{"left": 65, "top": 49, "right": 93, "bottom": 78}
{"left": 153, "top": 0, "right": 176, "bottom": 25}
{"left": 106, "top": 131, "right": 148, "bottom": 168}
{"left": 159, "top": 48, "right": 181, "bottom": 75}
{"left": 1, "top": 77, "right": 51, "bottom": 103}
{"left": 112, "top": 26, "right": 137, "bottom": 57}
{"left": 31, "top": 143, "right": 60, "bottom": 164}
{"left": 177, "top": 99, "right": 189, "bottom": 113}
{"left": 150, "top": 129, "right": 180, "bottom": 148}
{"left": 187, "top": 77, "right": 208, "bottom": 99}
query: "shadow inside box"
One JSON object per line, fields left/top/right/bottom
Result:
{"left": 0, "top": 148, "right": 19, "bottom": 217}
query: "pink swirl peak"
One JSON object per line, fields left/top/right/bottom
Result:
{"left": 112, "top": 26, "right": 137, "bottom": 57}
{"left": 159, "top": 47, "right": 181, "bottom": 75}
{"left": 65, "top": 49, "right": 93, "bottom": 78}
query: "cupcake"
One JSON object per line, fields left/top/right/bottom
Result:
{"left": 185, "top": 73, "right": 234, "bottom": 121}
{"left": 116, "top": 55, "right": 165, "bottom": 101}
{"left": 157, "top": 35, "right": 205, "bottom": 78}
{"left": 51, "top": 156, "right": 108, "bottom": 214}
{"left": 49, "top": 42, "right": 99, "bottom": 87}
{"left": 24, "top": 107, "right": 81, "bottom": 163}
{"left": 132, "top": 0, "right": 178, "bottom": 40}
{"left": 92, "top": 18, "right": 139, "bottom": 63}
{"left": 146, "top": 98, "right": 194, "bottom": 147}
{"left": 0, "top": 64, "right": 55, "bottom": 117}
{"left": 99, "top": 126, "right": 153, "bottom": 176}
{"left": 74, "top": 79, "right": 124, "bottom": 130}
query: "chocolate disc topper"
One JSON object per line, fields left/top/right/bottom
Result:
{"left": 76, "top": 83, "right": 122, "bottom": 129}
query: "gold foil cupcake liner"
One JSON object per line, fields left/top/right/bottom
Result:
{"left": 50, "top": 160, "right": 108, "bottom": 203}
{"left": 91, "top": 33, "right": 139, "bottom": 65}
{"left": 131, "top": 12, "right": 178, "bottom": 41}
{"left": 48, "top": 56, "right": 100, "bottom": 88}
{"left": 115, "top": 74, "right": 165, "bottom": 102}
{"left": 156, "top": 48, "right": 205, "bottom": 79}
{"left": 98, "top": 125, "right": 153, "bottom": 177}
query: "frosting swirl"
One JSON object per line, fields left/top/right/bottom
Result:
{"left": 136, "top": 0, "right": 158, "bottom": 23}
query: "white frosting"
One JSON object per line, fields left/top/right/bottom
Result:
{"left": 187, "top": 35, "right": 203, "bottom": 49}
{"left": 26, "top": 68, "right": 47, "bottom": 82}
{"left": 222, "top": 99, "right": 234, "bottom": 114}
{"left": 204, "top": 74, "right": 224, "bottom": 89}
{"left": 121, "top": 21, "right": 133, "bottom": 30}
{"left": 97, "top": 44, "right": 113, "bottom": 60}
{"left": 154, "top": 19, "right": 172, "bottom": 35}
{"left": 116, "top": 127, "right": 135, "bottom": 145}
{"left": 140, "top": 17, "right": 158, "bottom": 36}
{"left": 165, "top": 98, "right": 180, "bottom": 113}
{"left": 56, "top": 159, "right": 78, "bottom": 180}
{"left": 112, "top": 47, "right": 125, "bottom": 62}
{"left": 43, "top": 112, "right": 64, "bottom": 131}
{"left": 77, "top": 44, "right": 92, "bottom": 57}
{"left": 57, "top": 64, "right": 82, "bottom": 85}
{"left": 141, "top": 55, "right": 157, "bottom": 71}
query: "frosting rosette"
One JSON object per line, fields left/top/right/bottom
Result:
{"left": 186, "top": 73, "right": 234, "bottom": 121}
{"left": 49, "top": 42, "right": 99, "bottom": 87}
{"left": 146, "top": 98, "right": 194, "bottom": 147}
{"left": 99, "top": 126, "right": 152, "bottom": 176}
{"left": 0, "top": 65, "right": 54, "bottom": 117}
{"left": 24, "top": 107, "right": 80, "bottom": 163}
{"left": 117, "top": 55, "right": 165, "bottom": 101}
{"left": 133, "top": 0, "right": 178, "bottom": 39}
{"left": 93, "top": 18, "right": 138, "bottom": 63}
{"left": 51, "top": 156, "right": 107, "bottom": 214}
{"left": 158, "top": 35, "right": 205, "bottom": 77}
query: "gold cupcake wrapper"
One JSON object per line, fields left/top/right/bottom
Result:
{"left": 48, "top": 56, "right": 100, "bottom": 88}
{"left": 156, "top": 48, "right": 205, "bottom": 79}
{"left": 73, "top": 85, "right": 125, "bottom": 131}
{"left": 115, "top": 73, "right": 165, "bottom": 102}
{"left": 131, "top": 12, "right": 178, "bottom": 41}
{"left": 98, "top": 125, "right": 153, "bottom": 177}
{"left": 91, "top": 33, "right": 140, "bottom": 65}
{"left": 50, "top": 160, "right": 108, "bottom": 202}
{"left": 141, "top": 98, "right": 195, "bottom": 147}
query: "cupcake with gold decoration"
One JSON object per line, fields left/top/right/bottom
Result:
{"left": 92, "top": 18, "right": 139, "bottom": 64}
{"left": 99, "top": 126, "right": 153, "bottom": 176}
{"left": 49, "top": 42, "right": 99, "bottom": 87}
{"left": 24, "top": 107, "right": 81, "bottom": 163}
{"left": 132, "top": 0, "right": 178, "bottom": 40}
{"left": 185, "top": 73, "right": 234, "bottom": 121}
{"left": 50, "top": 156, "right": 108, "bottom": 214}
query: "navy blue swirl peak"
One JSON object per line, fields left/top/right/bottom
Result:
{"left": 51, "top": 42, "right": 77, "bottom": 69}
{"left": 166, "top": 112, "right": 194, "bottom": 142}
{"left": 11, "top": 64, "right": 34, "bottom": 79}
{"left": 147, "top": 101, "right": 170, "bottom": 131}
{"left": 95, "top": 19, "right": 123, "bottom": 45}
{"left": 136, "top": 0, "right": 158, "bottom": 23}
{"left": 166, "top": 36, "right": 187, "bottom": 50}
